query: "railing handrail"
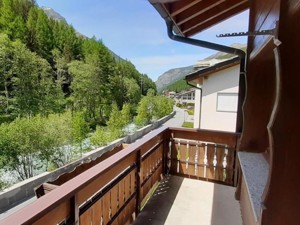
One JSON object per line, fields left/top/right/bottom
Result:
{"left": 169, "top": 127, "right": 240, "bottom": 148}
{"left": 1, "top": 126, "right": 169, "bottom": 225}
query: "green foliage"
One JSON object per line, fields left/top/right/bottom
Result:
{"left": 163, "top": 79, "right": 190, "bottom": 93}
{"left": 71, "top": 112, "right": 89, "bottom": 149}
{"left": 187, "top": 109, "right": 194, "bottom": 115}
{"left": 0, "top": 112, "right": 83, "bottom": 181}
{"left": 91, "top": 103, "right": 132, "bottom": 147}
{"left": 0, "top": 0, "right": 159, "bottom": 186}
{"left": 135, "top": 91, "right": 173, "bottom": 127}
{"left": 153, "top": 96, "right": 173, "bottom": 120}
{"left": 135, "top": 95, "right": 153, "bottom": 126}
{"left": 90, "top": 126, "right": 120, "bottom": 147}
{"left": 182, "top": 122, "right": 194, "bottom": 128}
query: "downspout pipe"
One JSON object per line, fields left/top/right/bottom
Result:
{"left": 166, "top": 20, "right": 246, "bottom": 133}
{"left": 185, "top": 80, "right": 202, "bottom": 129}
{"left": 166, "top": 20, "right": 246, "bottom": 60}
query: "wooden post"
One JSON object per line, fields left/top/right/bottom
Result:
{"left": 135, "top": 150, "right": 142, "bottom": 217}
{"left": 70, "top": 195, "right": 80, "bottom": 225}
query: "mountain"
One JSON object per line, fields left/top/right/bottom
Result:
{"left": 42, "top": 7, "right": 123, "bottom": 62}
{"left": 155, "top": 66, "right": 194, "bottom": 92}
{"left": 205, "top": 43, "right": 247, "bottom": 60}
{"left": 155, "top": 43, "right": 246, "bottom": 92}
{"left": 42, "top": 7, "right": 67, "bottom": 23}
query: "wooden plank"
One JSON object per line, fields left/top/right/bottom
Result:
{"left": 102, "top": 193, "right": 111, "bottom": 225}
{"left": 171, "top": 128, "right": 238, "bottom": 148}
{"left": 77, "top": 154, "right": 135, "bottom": 205}
{"left": 176, "top": 0, "right": 226, "bottom": 26}
{"left": 197, "top": 145, "right": 205, "bottom": 178}
{"left": 119, "top": 179, "right": 125, "bottom": 207}
{"left": 79, "top": 208, "right": 92, "bottom": 225}
{"left": 130, "top": 169, "right": 136, "bottom": 195}
{"left": 124, "top": 174, "right": 130, "bottom": 201}
{"left": 206, "top": 144, "right": 215, "bottom": 180}
{"left": 123, "top": 198, "right": 135, "bottom": 225}
{"left": 169, "top": 0, "right": 203, "bottom": 17}
{"left": 32, "top": 201, "right": 70, "bottom": 225}
{"left": 111, "top": 185, "right": 119, "bottom": 218}
{"left": 215, "top": 147, "right": 226, "bottom": 181}
{"left": 188, "top": 145, "right": 196, "bottom": 176}
{"left": 92, "top": 199, "right": 102, "bottom": 225}
{"left": 181, "top": 0, "right": 248, "bottom": 33}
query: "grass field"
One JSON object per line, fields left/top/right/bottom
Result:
{"left": 182, "top": 122, "right": 193, "bottom": 128}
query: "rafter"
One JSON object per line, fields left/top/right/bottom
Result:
{"left": 175, "top": 0, "right": 226, "bottom": 26}
{"left": 183, "top": 2, "right": 249, "bottom": 37}
{"left": 180, "top": 0, "right": 249, "bottom": 35}
{"left": 168, "top": 0, "right": 203, "bottom": 17}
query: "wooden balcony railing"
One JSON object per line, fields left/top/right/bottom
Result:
{"left": 169, "top": 128, "right": 239, "bottom": 186}
{"left": 1, "top": 126, "right": 238, "bottom": 225}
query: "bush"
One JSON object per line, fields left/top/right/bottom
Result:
{"left": 135, "top": 93, "right": 173, "bottom": 127}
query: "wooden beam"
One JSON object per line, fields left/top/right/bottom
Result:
{"left": 175, "top": 0, "right": 226, "bottom": 26}
{"left": 169, "top": 0, "right": 203, "bottom": 17}
{"left": 182, "top": 2, "right": 249, "bottom": 37}
{"left": 181, "top": 0, "right": 248, "bottom": 34}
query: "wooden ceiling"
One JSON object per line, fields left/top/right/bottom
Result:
{"left": 149, "top": 0, "right": 249, "bottom": 37}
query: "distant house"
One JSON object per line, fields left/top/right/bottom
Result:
{"left": 174, "top": 89, "right": 195, "bottom": 105}
{"left": 186, "top": 57, "right": 240, "bottom": 132}
{"left": 163, "top": 90, "right": 176, "bottom": 98}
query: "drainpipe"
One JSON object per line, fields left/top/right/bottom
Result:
{"left": 166, "top": 20, "right": 246, "bottom": 133}
{"left": 185, "top": 80, "right": 202, "bottom": 129}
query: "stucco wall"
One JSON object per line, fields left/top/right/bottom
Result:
{"left": 200, "top": 65, "right": 239, "bottom": 132}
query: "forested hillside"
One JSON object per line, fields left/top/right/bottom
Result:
{"left": 0, "top": 0, "right": 156, "bottom": 124}
{"left": 0, "top": 0, "right": 172, "bottom": 188}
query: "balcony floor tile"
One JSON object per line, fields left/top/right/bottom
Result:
{"left": 133, "top": 176, "right": 242, "bottom": 225}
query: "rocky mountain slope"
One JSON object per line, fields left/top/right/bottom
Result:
{"left": 155, "top": 43, "right": 246, "bottom": 92}
{"left": 42, "top": 7, "right": 67, "bottom": 23}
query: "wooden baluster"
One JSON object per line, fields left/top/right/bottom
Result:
{"left": 177, "top": 139, "right": 181, "bottom": 173}
{"left": 167, "top": 135, "right": 172, "bottom": 175}
{"left": 223, "top": 145, "right": 228, "bottom": 182}
{"left": 195, "top": 142, "right": 199, "bottom": 176}
{"left": 213, "top": 144, "right": 217, "bottom": 179}
{"left": 186, "top": 141, "right": 189, "bottom": 173}
{"left": 204, "top": 143, "right": 208, "bottom": 178}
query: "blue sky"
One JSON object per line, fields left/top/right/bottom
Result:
{"left": 36, "top": 0, "right": 249, "bottom": 81}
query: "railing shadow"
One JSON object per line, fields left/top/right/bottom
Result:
{"left": 133, "top": 176, "right": 184, "bottom": 225}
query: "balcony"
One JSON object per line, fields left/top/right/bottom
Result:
{"left": 1, "top": 126, "right": 242, "bottom": 225}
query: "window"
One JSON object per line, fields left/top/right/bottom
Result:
{"left": 217, "top": 93, "right": 238, "bottom": 112}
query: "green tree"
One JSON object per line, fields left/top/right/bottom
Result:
{"left": 71, "top": 112, "right": 89, "bottom": 152}
{"left": 0, "top": 34, "right": 14, "bottom": 115}
{"left": 12, "top": 40, "right": 63, "bottom": 116}
{"left": 135, "top": 95, "right": 154, "bottom": 126}
{"left": 153, "top": 95, "right": 173, "bottom": 119}
{"left": 35, "top": 9, "right": 53, "bottom": 60}
{"left": 0, "top": 116, "right": 45, "bottom": 180}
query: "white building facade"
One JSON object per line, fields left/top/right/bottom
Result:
{"left": 186, "top": 57, "right": 240, "bottom": 132}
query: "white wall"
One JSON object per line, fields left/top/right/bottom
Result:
{"left": 200, "top": 65, "right": 239, "bottom": 132}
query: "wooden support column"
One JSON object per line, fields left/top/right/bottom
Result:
{"left": 260, "top": 1, "right": 300, "bottom": 224}
{"left": 135, "top": 150, "right": 141, "bottom": 217}
{"left": 70, "top": 195, "right": 79, "bottom": 225}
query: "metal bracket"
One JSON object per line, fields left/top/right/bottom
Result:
{"left": 217, "top": 29, "right": 274, "bottom": 38}
{"left": 217, "top": 21, "right": 281, "bottom": 46}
